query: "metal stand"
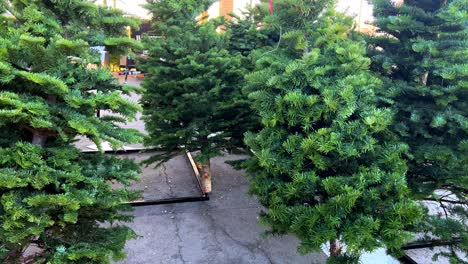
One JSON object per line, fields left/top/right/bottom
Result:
{"left": 399, "top": 238, "right": 463, "bottom": 264}
{"left": 128, "top": 195, "right": 209, "bottom": 207}
{"left": 82, "top": 148, "right": 209, "bottom": 206}
{"left": 126, "top": 151, "right": 209, "bottom": 206}
{"left": 398, "top": 255, "right": 418, "bottom": 264}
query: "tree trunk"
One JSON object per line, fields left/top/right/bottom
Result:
{"left": 420, "top": 72, "right": 429, "bottom": 86}
{"left": 30, "top": 95, "right": 56, "bottom": 146}
{"left": 329, "top": 239, "right": 342, "bottom": 257}
{"left": 197, "top": 160, "right": 212, "bottom": 194}
{"left": 31, "top": 130, "right": 48, "bottom": 146}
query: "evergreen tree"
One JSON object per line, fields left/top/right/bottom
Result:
{"left": 225, "top": 5, "right": 276, "bottom": 58}
{"left": 368, "top": 0, "right": 467, "bottom": 261}
{"left": 221, "top": 4, "right": 278, "bottom": 155}
{"left": 244, "top": 0, "right": 422, "bottom": 261}
{"left": 141, "top": 0, "right": 255, "bottom": 193}
{"left": 0, "top": 1, "right": 142, "bottom": 263}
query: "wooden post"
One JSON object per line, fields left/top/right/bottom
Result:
{"left": 196, "top": 160, "right": 212, "bottom": 194}
{"left": 330, "top": 239, "right": 342, "bottom": 257}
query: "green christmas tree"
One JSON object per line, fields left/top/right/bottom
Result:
{"left": 225, "top": 4, "right": 276, "bottom": 58}
{"left": 244, "top": 0, "right": 422, "bottom": 261}
{"left": 0, "top": 1, "right": 142, "bottom": 263}
{"left": 368, "top": 0, "right": 467, "bottom": 261}
{"left": 141, "top": 0, "right": 256, "bottom": 193}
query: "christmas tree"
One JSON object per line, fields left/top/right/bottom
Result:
{"left": 0, "top": 1, "right": 142, "bottom": 263}
{"left": 368, "top": 0, "right": 467, "bottom": 261}
{"left": 244, "top": 0, "right": 422, "bottom": 261}
{"left": 225, "top": 4, "right": 276, "bottom": 58}
{"left": 141, "top": 0, "right": 256, "bottom": 193}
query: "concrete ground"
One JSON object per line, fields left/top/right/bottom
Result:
{"left": 116, "top": 154, "right": 327, "bottom": 264}
{"left": 115, "top": 152, "right": 202, "bottom": 201}
{"left": 76, "top": 75, "right": 327, "bottom": 264}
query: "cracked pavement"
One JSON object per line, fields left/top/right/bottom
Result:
{"left": 115, "top": 154, "right": 327, "bottom": 264}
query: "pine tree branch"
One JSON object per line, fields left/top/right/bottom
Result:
{"left": 440, "top": 199, "right": 450, "bottom": 218}
{"left": 10, "top": 62, "right": 31, "bottom": 72}
{"left": 2, "top": 1, "right": 20, "bottom": 22}
{"left": 261, "top": 26, "right": 282, "bottom": 57}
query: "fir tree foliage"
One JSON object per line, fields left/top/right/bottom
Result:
{"left": 0, "top": 0, "right": 142, "bottom": 263}
{"left": 225, "top": 5, "right": 276, "bottom": 58}
{"left": 141, "top": 0, "right": 257, "bottom": 191}
{"left": 244, "top": 0, "right": 422, "bottom": 258}
{"left": 368, "top": 0, "right": 467, "bottom": 261}
{"left": 222, "top": 3, "right": 278, "bottom": 140}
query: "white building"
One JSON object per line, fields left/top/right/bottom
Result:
{"left": 106, "top": 0, "right": 373, "bottom": 26}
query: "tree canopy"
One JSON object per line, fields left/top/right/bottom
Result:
{"left": 244, "top": 0, "right": 422, "bottom": 261}
{"left": 368, "top": 0, "right": 467, "bottom": 261}
{"left": 0, "top": 1, "right": 142, "bottom": 262}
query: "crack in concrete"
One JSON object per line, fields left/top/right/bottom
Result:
{"left": 172, "top": 215, "right": 187, "bottom": 264}
{"left": 203, "top": 204, "right": 273, "bottom": 264}
{"left": 197, "top": 206, "right": 223, "bottom": 263}
{"left": 161, "top": 164, "right": 175, "bottom": 196}
{"left": 255, "top": 242, "right": 275, "bottom": 264}
{"left": 161, "top": 167, "right": 187, "bottom": 264}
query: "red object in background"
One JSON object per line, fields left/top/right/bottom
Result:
{"left": 269, "top": 0, "right": 273, "bottom": 13}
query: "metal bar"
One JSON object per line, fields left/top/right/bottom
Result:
{"left": 125, "top": 152, "right": 208, "bottom": 206}
{"left": 126, "top": 195, "right": 209, "bottom": 207}
{"left": 398, "top": 238, "right": 463, "bottom": 264}
{"left": 398, "top": 255, "right": 418, "bottom": 264}
{"left": 401, "top": 238, "right": 462, "bottom": 250}
{"left": 81, "top": 147, "right": 157, "bottom": 154}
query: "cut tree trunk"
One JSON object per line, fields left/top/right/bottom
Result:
{"left": 330, "top": 239, "right": 342, "bottom": 257}
{"left": 30, "top": 95, "right": 57, "bottom": 146}
{"left": 31, "top": 130, "right": 48, "bottom": 146}
{"left": 196, "top": 160, "right": 212, "bottom": 194}
{"left": 420, "top": 72, "right": 429, "bottom": 86}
